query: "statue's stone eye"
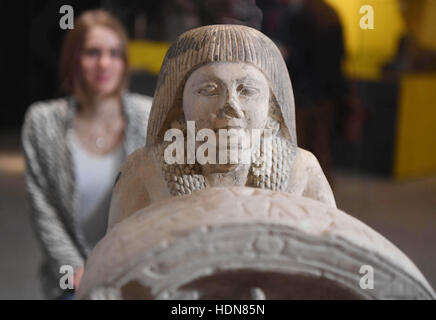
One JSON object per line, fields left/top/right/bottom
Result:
{"left": 237, "top": 84, "right": 259, "bottom": 98}
{"left": 198, "top": 84, "right": 219, "bottom": 96}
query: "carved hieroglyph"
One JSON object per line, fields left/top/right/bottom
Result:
{"left": 77, "top": 187, "right": 435, "bottom": 299}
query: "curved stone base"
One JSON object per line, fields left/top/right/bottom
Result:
{"left": 77, "top": 187, "right": 435, "bottom": 300}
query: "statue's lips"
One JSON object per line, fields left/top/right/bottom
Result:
{"left": 213, "top": 125, "right": 245, "bottom": 131}
{"left": 212, "top": 126, "right": 250, "bottom": 150}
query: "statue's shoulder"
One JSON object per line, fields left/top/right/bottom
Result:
{"left": 119, "top": 147, "right": 149, "bottom": 175}
{"left": 108, "top": 147, "right": 171, "bottom": 229}
{"left": 288, "top": 148, "right": 336, "bottom": 208}
{"left": 290, "top": 148, "right": 321, "bottom": 183}
{"left": 295, "top": 148, "right": 318, "bottom": 168}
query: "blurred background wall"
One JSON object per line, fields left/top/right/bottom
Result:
{"left": 326, "top": 0, "right": 436, "bottom": 179}
{"left": 1, "top": 0, "right": 435, "bottom": 299}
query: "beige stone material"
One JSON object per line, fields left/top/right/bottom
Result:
{"left": 107, "top": 24, "right": 336, "bottom": 228}
{"left": 107, "top": 146, "right": 334, "bottom": 229}
{"left": 78, "top": 187, "right": 435, "bottom": 299}
{"left": 78, "top": 25, "right": 435, "bottom": 300}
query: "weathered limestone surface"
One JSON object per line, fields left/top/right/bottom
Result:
{"left": 107, "top": 146, "right": 335, "bottom": 229}
{"left": 78, "top": 187, "right": 435, "bottom": 299}
{"left": 78, "top": 25, "right": 435, "bottom": 300}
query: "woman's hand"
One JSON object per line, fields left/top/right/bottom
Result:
{"left": 74, "top": 266, "right": 85, "bottom": 290}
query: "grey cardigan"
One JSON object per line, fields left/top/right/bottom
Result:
{"left": 21, "top": 92, "right": 152, "bottom": 298}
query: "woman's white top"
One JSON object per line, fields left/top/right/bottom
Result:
{"left": 70, "top": 131, "right": 125, "bottom": 248}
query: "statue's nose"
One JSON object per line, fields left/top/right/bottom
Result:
{"left": 219, "top": 95, "right": 244, "bottom": 119}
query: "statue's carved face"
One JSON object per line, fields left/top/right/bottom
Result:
{"left": 182, "top": 62, "right": 270, "bottom": 162}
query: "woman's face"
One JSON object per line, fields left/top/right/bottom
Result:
{"left": 80, "top": 25, "right": 125, "bottom": 98}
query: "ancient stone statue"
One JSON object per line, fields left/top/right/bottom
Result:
{"left": 107, "top": 24, "right": 336, "bottom": 229}
{"left": 77, "top": 25, "right": 435, "bottom": 300}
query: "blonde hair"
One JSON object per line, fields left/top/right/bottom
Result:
{"left": 60, "top": 9, "right": 129, "bottom": 103}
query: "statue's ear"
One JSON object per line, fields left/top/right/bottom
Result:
{"left": 170, "top": 117, "right": 187, "bottom": 134}
{"left": 158, "top": 106, "right": 186, "bottom": 142}
{"left": 267, "top": 93, "right": 290, "bottom": 139}
{"left": 265, "top": 118, "right": 280, "bottom": 136}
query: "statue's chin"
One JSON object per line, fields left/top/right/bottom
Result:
{"left": 202, "top": 163, "right": 248, "bottom": 174}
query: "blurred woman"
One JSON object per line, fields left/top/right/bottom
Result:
{"left": 21, "top": 10, "right": 152, "bottom": 299}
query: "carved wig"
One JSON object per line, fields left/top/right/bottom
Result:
{"left": 146, "top": 25, "right": 298, "bottom": 194}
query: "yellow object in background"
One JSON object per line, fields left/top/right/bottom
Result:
{"left": 129, "top": 0, "right": 410, "bottom": 80}
{"left": 128, "top": 40, "right": 170, "bottom": 75}
{"left": 327, "top": 0, "right": 436, "bottom": 178}
{"left": 394, "top": 74, "right": 436, "bottom": 179}
{"left": 400, "top": 0, "right": 436, "bottom": 51}
{"left": 418, "top": 1, "right": 436, "bottom": 51}
{"left": 326, "top": 0, "right": 405, "bottom": 80}
{"left": 126, "top": 3, "right": 436, "bottom": 179}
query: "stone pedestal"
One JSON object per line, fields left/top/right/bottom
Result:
{"left": 77, "top": 187, "right": 435, "bottom": 300}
